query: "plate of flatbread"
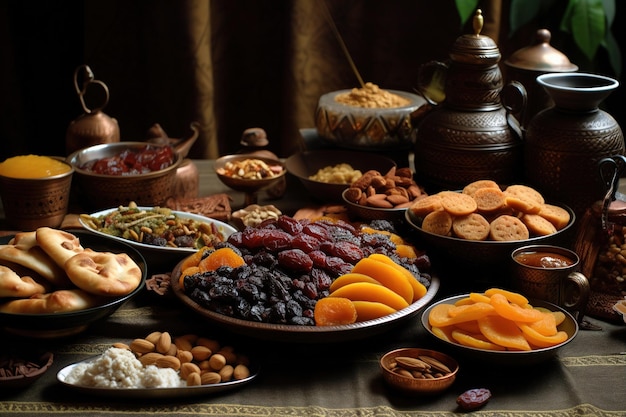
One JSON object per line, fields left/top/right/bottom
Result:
{"left": 0, "top": 228, "right": 147, "bottom": 338}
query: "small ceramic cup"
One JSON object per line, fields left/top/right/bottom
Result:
{"left": 510, "top": 245, "right": 590, "bottom": 322}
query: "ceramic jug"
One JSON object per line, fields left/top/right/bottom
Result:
{"left": 414, "top": 10, "right": 525, "bottom": 192}
{"left": 524, "top": 73, "right": 624, "bottom": 216}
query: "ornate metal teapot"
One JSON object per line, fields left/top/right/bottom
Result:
{"left": 66, "top": 65, "right": 120, "bottom": 155}
{"left": 414, "top": 10, "right": 526, "bottom": 192}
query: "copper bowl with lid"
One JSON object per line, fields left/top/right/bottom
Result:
{"left": 67, "top": 142, "right": 182, "bottom": 210}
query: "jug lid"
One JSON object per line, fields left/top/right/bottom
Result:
{"left": 504, "top": 29, "right": 578, "bottom": 72}
{"left": 449, "top": 10, "right": 501, "bottom": 65}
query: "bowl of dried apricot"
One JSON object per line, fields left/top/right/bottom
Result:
{"left": 380, "top": 348, "right": 458, "bottom": 395}
{"left": 421, "top": 289, "right": 579, "bottom": 365}
{"left": 404, "top": 180, "right": 575, "bottom": 266}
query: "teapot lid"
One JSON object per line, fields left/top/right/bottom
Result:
{"left": 504, "top": 29, "right": 578, "bottom": 72}
{"left": 449, "top": 10, "right": 501, "bottom": 65}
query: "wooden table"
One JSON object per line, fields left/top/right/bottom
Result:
{"left": 1, "top": 160, "right": 625, "bottom": 417}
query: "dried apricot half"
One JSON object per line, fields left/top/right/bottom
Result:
{"left": 314, "top": 297, "right": 357, "bottom": 326}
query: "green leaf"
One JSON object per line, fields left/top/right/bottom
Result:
{"left": 560, "top": 0, "right": 577, "bottom": 34}
{"left": 602, "top": 31, "right": 622, "bottom": 76}
{"left": 564, "top": 0, "right": 606, "bottom": 60}
{"left": 509, "top": 0, "right": 543, "bottom": 36}
{"left": 455, "top": 0, "right": 480, "bottom": 26}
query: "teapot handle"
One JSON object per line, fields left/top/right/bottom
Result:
{"left": 502, "top": 81, "right": 527, "bottom": 141}
{"left": 416, "top": 61, "right": 448, "bottom": 106}
{"left": 73, "top": 64, "right": 110, "bottom": 114}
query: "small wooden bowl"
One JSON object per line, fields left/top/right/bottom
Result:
{"left": 380, "top": 348, "right": 458, "bottom": 395}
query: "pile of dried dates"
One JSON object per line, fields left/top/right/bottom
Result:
{"left": 183, "top": 216, "right": 431, "bottom": 325}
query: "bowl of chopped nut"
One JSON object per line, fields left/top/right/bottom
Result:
{"left": 285, "top": 150, "right": 396, "bottom": 203}
{"left": 380, "top": 348, "right": 458, "bottom": 395}
{"left": 214, "top": 154, "right": 286, "bottom": 206}
{"left": 315, "top": 83, "right": 428, "bottom": 150}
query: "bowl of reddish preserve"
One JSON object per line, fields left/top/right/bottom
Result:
{"left": 67, "top": 142, "right": 182, "bottom": 210}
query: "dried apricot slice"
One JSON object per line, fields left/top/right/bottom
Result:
{"left": 314, "top": 297, "right": 357, "bottom": 326}
{"left": 328, "top": 282, "right": 409, "bottom": 311}
{"left": 429, "top": 302, "right": 495, "bottom": 327}
{"left": 477, "top": 315, "right": 531, "bottom": 351}
{"left": 431, "top": 326, "right": 455, "bottom": 343}
{"left": 329, "top": 273, "right": 381, "bottom": 293}
{"left": 352, "top": 300, "right": 396, "bottom": 322}
{"left": 366, "top": 253, "right": 427, "bottom": 301}
{"left": 197, "top": 247, "right": 245, "bottom": 272}
{"left": 484, "top": 288, "right": 529, "bottom": 306}
{"left": 351, "top": 257, "right": 414, "bottom": 304}
{"left": 489, "top": 293, "right": 544, "bottom": 323}
{"left": 179, "top": 246, "right": 210, "bottom": 271}
{"left": 518, "top": 324, "right": 569, "bottom": 348}
{"left": 451, "top": 329, "right": 507, "bottom": 351}
{"left": 527, "top": 310, "right": 558, "bottom": 336}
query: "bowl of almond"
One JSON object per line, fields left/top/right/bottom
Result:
{"left": 380, "top": 347, "right": 458, "bottom": 395}
{"left": 404, "top": 180, "right": 575, "bottom": 267}
{"left": 341, "top": 167, "right": 427, "bottom": 221}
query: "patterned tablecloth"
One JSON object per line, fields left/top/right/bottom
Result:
{"left": 1, "top": 160, "right": 625, "bottom": 416}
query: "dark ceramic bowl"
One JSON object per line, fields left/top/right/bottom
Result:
{"left": 0, "top": 230, "right": 147, "bottom": 338}
{"left": 67, "top": 142, "right": 182, "bottom": 211}
{"left": 0, "top": 351, "right": 54, "bottom": 389}
{"left": 404, "top": 204, "right": 576, "bottom": 267}
{"left": 421, "top": 294, "right": 578, "bottom": 366}
{"left": 285, "top": 150, "right": 396, "bottom": 203}
{"left": 342, "top": 189, "right": 408, "bottom": 221}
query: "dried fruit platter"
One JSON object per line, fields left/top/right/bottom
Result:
{"left": 170, "top": 216, "right": 440, "bottom": 343}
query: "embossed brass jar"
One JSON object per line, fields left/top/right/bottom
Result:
{"left": 524, "top": 73, "right": 624, "bottom": 216}
{"left": 414, "top": 10, "right": 525, "bottom": 192}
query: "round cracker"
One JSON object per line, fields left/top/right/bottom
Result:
{"left": 462, "top": 179, "right": 500, "bottom": 196}
{"left": 489, "top": 215, "right": 530, "bottom": 241}
{"left": 473, "top": 187, "right": 506, "bottom": 213}
{"left": 36, "top": 227, "right": 84, "bottom": 269}
{"left": 421, "top": 210, "right": 453, "bottom": 236}
{"left": 452, "top": 213, "right": 490, "bottom": 241}
{"left": 64, "top": 249, "right": 142, "bottom": 296}
{"left": 538, "top": 204, "right": 571, "bottom": 230}
{"left": 440, "top": 191, "right": 477, "bottom": 216}
{"left": 504, "top": 184, "right": 545, "bottom": 204}
{"left": 409, "top": 194, "right": 443, "bottom": 217}
{"left": 522, "top": 213, "right": 557, "bottom": 236}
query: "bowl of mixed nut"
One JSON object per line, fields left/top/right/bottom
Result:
{"left": 214, "top": 154, "right": 286, "bottom": 194}
{"left": 341, "top": 167, "right": 427, "bottom": 221}
{"left": 285, "top": 149, "right": 396, "bottom": 203}
{"left": 380, "top": 347, "right": 458, "bottom": 395}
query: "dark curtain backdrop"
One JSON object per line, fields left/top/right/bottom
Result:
{"left": 1, "top": 0, "right": 623, "bottom": 161}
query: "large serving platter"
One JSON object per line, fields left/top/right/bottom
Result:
{"left": 57, "top": 356, "right": 258, "bottom": 398}
{"left": 0, "top": 230, "right": 147, "bottom": 338}
{"left": 79, "top": 207, "right": 237, "bottom": 267}
{"left": 171, "top": 259, "right": 440, "bottom": 343}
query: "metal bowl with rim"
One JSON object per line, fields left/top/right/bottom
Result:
{"left": 380, "top": 347, "right": 459, "bottom": 395}
{"left": 67, "top": 142, "right": 182, "bottom": 211}
{"left": 285, "top": 150, "right": 397, "bottom": 203}
{"left": 420, "top": 294, "right": 578, "bottom": 366}
{"left": 170, "top": 256, "right": 440, "bottom": 343}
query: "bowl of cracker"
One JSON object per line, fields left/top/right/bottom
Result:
{"left": 405, "top": 180, "right": 575, "bottom": 266}
{"left": 315, "top": 83, "right": 427, "bottom": 150}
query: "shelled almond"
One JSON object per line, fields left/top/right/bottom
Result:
{"left": 114, "top": 331, "right": 251, "bottom": 386}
